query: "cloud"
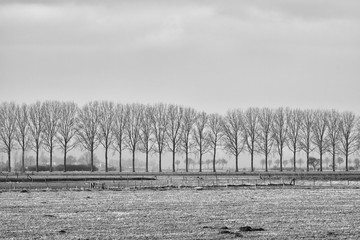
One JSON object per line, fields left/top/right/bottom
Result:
{"left": 216, "top": 0, "right": 360, "bottom": 21}
{"left": 0, "top": 0, "right": 359, "bottom": 113}
{"left": 1, "top": 0, "right": 359, "bottom": 50}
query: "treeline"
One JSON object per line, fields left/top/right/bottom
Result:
{"left": 0, "top": 101, "right": 359, "bottom": 173}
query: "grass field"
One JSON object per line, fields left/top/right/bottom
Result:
{"left": 1, "top": 188, "right": 360, "bottom": 239}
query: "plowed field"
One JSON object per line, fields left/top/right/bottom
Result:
{"left": 1, "top": 188, "right": 360, "bottom": 239}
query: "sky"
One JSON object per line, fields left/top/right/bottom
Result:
{"left": 0, "top": 0, "right": 360, "bottom": 115}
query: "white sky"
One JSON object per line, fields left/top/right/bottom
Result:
{"left": 1, "top": 0, "right": 360, "bottom": 115}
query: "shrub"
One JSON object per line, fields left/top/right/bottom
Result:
{"left": 0, "top": 166, "right": 9, "bottom": 171}
{"left": 107, "top": 166, "right": 117, "bottom": 171}
{"left": 27, "top": 165, "right": 51, "bottom": 171}
{"left": 54, "top": 164, "right": 98, "bottom": 171}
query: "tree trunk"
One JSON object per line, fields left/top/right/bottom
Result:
{"left": 265, "top": 153, "right": 268, "bottom": 172}
{"left": 64, "top": 145, "right": 67, "bottom": 172}
{"left": 319, "top": 152, "right": 323, "bottom": 172}
{"left": 146, "top": 151, "right": 149, "bottom": 172}
{"left": 332, "top": 146, "right": 336, "bottom": 172}
{"left": 159, "top": 152, "right": 162, "bottom": 172}
{"left": 50, "top": 148, "right": 53, "bottom": 172}
{"left": 22, "top": 147, "right": 25, "bottom": 173}
{"left": 7, "top": 150, "right": 11, "bottom": 172}
{"left": 199, "top": 153, "right": 202, "bottom": 173}
{"left": 213, "top": 146, "right": 216, "bottom": 172}
{"left": 251, "top": 142, "right": 254, "bottom": 172}
{"left": 36, "top": 145, "right": 39, "bottom": 172}
{"left": 119, "top": 150, "right": 122, "bottom": 172}
{"left": 346, "top": 151, "right": 349, "bottom": 171}
{"left": 105, "top": 146, "right": 108, "bottom": 172}
{"left": 280, "top": 149, "right": 283, "bottom": 172}
{"left": 185, "top": 148, "right": 189, "bottom": 172}
{"left": 306, "top": 151, "right": 310, "bottom": 172}
{"left": 132, "top": 149, "right": 135, "bottom": 172}
{"left": 172, "top": 148, "right": 176, "bottom": 172}
{"left": 91, "top": 149, "right": 94, "bottom": 172}
{"left": 235, "top": 153, "right": 239, "bottom": 172}
{"left": 293, "top": 150, "right": 296, "bottom": 172}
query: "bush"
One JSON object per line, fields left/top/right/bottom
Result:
{"left": 27, "top": 165, "right": 51, "bottom": 171}
{"left": 54, "top": 164, "right": 98, "bottom": 172}
{"left": 0, "top": 166, "right": 9, "bottom": 171}
{"left": 270, "top": 167, "right": 281, "bottom": 171}
{"left": 26, "top": 164, "right": 98, "bottom": 172}
{"left": 107, "top": 166, "right": 117, "bottom": 171}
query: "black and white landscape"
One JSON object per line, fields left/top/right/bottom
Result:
{"left": 1, "top": 1, "right": 360, "bottom": 239}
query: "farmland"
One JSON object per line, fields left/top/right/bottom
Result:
{"left": 1, "top": 172, "right": 360, "bottom": 239}
{"left": 2, "top": 171, "right": 360, "bottom": 191}
{"left": 1, "top": 187, "right": 360, "bottom": 239}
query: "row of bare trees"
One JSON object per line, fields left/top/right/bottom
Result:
{"left": 244, "top": 108, "right": 360, "bottom": 172}
{"left": 0, "top": 101, "right": 359, "bottom": 172}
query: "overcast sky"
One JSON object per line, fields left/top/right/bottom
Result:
{"left": 1, "top": 0, "right": 359, "bottom": 115}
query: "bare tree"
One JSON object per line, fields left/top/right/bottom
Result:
{"left": 0, "top": 102, "right": 17, "bottom": 172}
{"left": 57, "top": 102, "right": 78, "bottom": 172}
{"left": 151, "top": 103, "right": 168, "bottom": 172}
{"left": 312, "top": 110, "right": 329, "bottom": 171}
{"left": 339, "top": 112, "right": 359, "bottom": 171}
{"left": 139, "top": 104, "right": 154, "bottom": 172}
{"left": 125, "top": 103, "right": 143, "bottom": 172}
{"left": 166, "top": 104, "right": 183, "bottom": 172}
{"left": 242, "top": 107, "right": 259, "bottom": 172}
{"left": 222, "top": 109, "right": 244, "bottom": 172}
{"left": 181, "top": 107, "right": 197, "bottom": 172}
{"left": 286, "top": 109, "right": 303, "bottom": 172}
{"left": 256, "top": 108, "right": 274, "bottom": 172}
{"left": 300, "top": 109, "right": 315, "bottom": 172}
{"left": 98, "top": 101, "right": 115, "bottom": 172}
{"left": 327, "top": 110, "right": 341, "bottom": 172}
{"left": 272, "top": 107, "right": 288, "bottom": 172}
{"left": 112, "top": 103, "right": 129, "bottom": 172}
{"left": 28, "top": 101, "right": 43, "bottom": 172}
{"left": 208, "top": 113, "right": 223, "bottom": 172}
{"left": 193, "top": 111, "right": 211, "bottom": 172}
{"left": 41, "top": 101, "right": 60, "bottom": 172}
{"left": 15, "top": 104, "right": 31, "bottom": 172}
{"left": 76, "top": 101, "right": 100, "bottom": 172}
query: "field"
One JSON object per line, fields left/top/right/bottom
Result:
{"left": 1, "top": 187, "right": 360, "bottom": 239}
{"left": 2, "top": 171, "right": 360, "bottom": 190}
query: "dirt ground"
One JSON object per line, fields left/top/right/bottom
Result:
{"left": 1, "top": 188, "right": 360, "bottom": 239}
